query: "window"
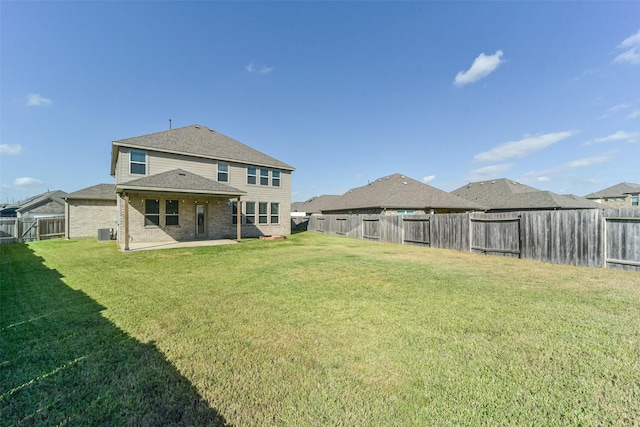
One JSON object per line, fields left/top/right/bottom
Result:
{"left": 632, "top": 195, "right": 639, "bottom": 206}
{"left": 218, "top": 162, "right": 229, "bottom": 182}
{"left": 130, "top": 151, "right": 146, "bottom": 175}
{"left": 145, "top": 199, "right": 160, "bottom": 226}
{"left": 270, "top": 203, "right": 279, "bottom": 224}
{"left": 272, "top": 170, "right": 281, "bottom": 187}
{"left": 247, "top": 167, "right": 257, "bottom": 185}
{"left": 165, "top": 200, "right": 179, "bottom": 226}
{"left": 397, "top": 210, "right": 415, "bottom": 216}
{"left": 245, "top": 202, "right": 256, "bottom": 224}
{"left": 259, "top": 202, "right": 268, "bottom": 224}
{"left": 260, "top": 168, "right": 269, "bottom": 186}
{"left": 232, "top": 201, "right": 239, "bottom": 225}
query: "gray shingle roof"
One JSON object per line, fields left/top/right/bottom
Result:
{"left": 584, "top": 182, "right": 640, "bottom": 199}
{"left": 452, "top": 178, "right": 601, "bottom": 210}
{"left": 17, "top": 190, "right": 68, "bottom": 212}
{"left": 296, "top": 195, "right": 343, "bottom": 214}
{"left": 111, "top": 124, "right": 294, "bottom": 175}
{"left": 66, "top": 184, "right": 116, "bottom": 201}
{"left": 116, "top": 169, "right": 246, "bottom": 196}
{"left": 325, "top": 173, "right": 484, "bottom": 212}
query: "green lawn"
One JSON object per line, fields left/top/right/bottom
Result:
{"left": 2, "top": 231, "right": 640, "bottom": 426}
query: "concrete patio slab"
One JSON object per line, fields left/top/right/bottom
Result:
{"left": 123, "top": 239, "right": 238, "bottom": 252}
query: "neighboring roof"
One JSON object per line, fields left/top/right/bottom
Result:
{"left": 295, "top": 195, "right": 343, "bottom": 214}
{"left": 111, "top": 124, "right": 294, "bottom": 175}
{"left": 584, "top": 182, "right": 640, "bottom": 199}
{"left": 116, "top": 169, "right": 246, "bottom": 197}
{"left": 66, "top": 184, "right": 116, "bottom": 201}
{"left": 451, "top": 178, "right": 601, "bottom": 210}
{"left": 17, "top": 190, "right": 68, "bottom": 213}
{"left": 324, "top": 174, "right": 484, "bottom": 212}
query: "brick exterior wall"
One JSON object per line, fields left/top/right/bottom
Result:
{"left": 117, "top": 193, "right": 291, "bottom": 245}
{"left": 591, "top": 194, "right": 640, "bottom": 209}
{"left": 66, "top": 199, "right": 118, "bottom": 239}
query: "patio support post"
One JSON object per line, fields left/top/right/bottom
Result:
{"left": 124, "top": 193, "right": 130, "bottom": 251}
{"left": 236, "top": 197, "right": 242, "bottom": 242}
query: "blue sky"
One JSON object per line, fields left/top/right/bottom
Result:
{"left": 1, "top": 1, "right": 639, "bottom": 204}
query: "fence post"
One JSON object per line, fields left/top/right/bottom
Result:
{"left": 517, "top": 215, "right": 523, "bottom": 259}
{"left": 602, "top": 209, "right": 607, "bottom": 269}
{"left": 468, "top": 213, "right": 473, "bottom": 253}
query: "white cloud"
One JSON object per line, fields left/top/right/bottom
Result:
{"left": 524, "top": 154, "right": 612, "bottom": 178}
{"left": 245, "top": 61, "right": 275, "bottom": 74}
{"left": 0, "top": 144, "right": 23, "bottom": 156}
{"left": 454, "top": 50, "right": 504, "bottom": 87}
{"left": 25, "top": 93, "right": 53, "bottom": 107}
{"left": 422, "top": 175, "right": 436, "bottom": 184}
{"left": 474, "top": 131, "right": 575, "bottom": 162}
{"left": 468, "top": 163, "right": 515, "bottom": 182}
{"left": 14, "top": 177, "right": 43, "bottom": 187}
{"left": 584, "top": 130, "right": 639, "bottom": 146}
{"left": 627, "top": 110, "right": 640, "bottom": 120}
{"left": 614, "top": 29, "right": 640, "bottom": 65}
{"left": 619, "top": 29, "right": 640, "bottom": 48}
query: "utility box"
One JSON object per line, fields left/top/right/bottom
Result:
{"left": 98, "top": 228, "right": 113, "bottom": 242}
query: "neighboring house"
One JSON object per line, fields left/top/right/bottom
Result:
{"left": 111, "top": 124, "right": 294, "bottom": 247}
{"left": 584, "top": 182, "right": 640, "bottom": 208}
{"left": 320, "top": 173, "right": 484, "bottom": 215}
{"left": 290, "top": 201, "right": 306, "bottom": 217}
{"left": 293, "top": 195, "right": 343, "bottom": 216}
{"left": 65, "top": 184, "right": 117, "bottom": 239}
{"left": 0, "top": 204, "right": 18, "bottom": 218}
{"left": 451, "top": 178, "right": 601, "bottom": 212}
{"left": 16, "top": 190, "right": 68, "bottom": 219}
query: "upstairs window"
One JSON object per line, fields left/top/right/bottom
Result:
{"left": 247, "top": 167, "right": 257, "bottom": 185}
{"left": 145, "top": 199, "right": 160, "bottom": 226}
{"left": 165, "top": 200, "right": 179, "bottom": 226}
{"left": 632, "top": 195, "right": 639, "bottom": 206}
{"left": 130, "top": 151, "right": 146, "bottom": 175}
{"left": 218, "top": 162, "right": 229, "bottom": 182}
{"left": 260, "top": 168, "right": 269, "bottom": 186}
{"left": 272, "top": 170, "right": 281, "bottom": 187}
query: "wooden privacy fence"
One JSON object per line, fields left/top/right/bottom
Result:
{"left": 308, "top": 208, "right": 640, "bottom": 272}
{"left": 0, "top": 217, "right": 65, "bottom": 244}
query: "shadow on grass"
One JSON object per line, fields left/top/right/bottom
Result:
{"left": 0, "top": 244, "right": 226, "bottom": 426}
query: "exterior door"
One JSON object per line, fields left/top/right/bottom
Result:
{"left": 196, "top": 205, "right": 206, "bottom": 238}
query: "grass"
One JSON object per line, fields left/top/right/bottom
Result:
{"left": 2, "top": 231, "right": 640, "bottom": 426}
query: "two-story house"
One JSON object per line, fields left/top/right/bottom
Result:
{"left": 110, "top": 124, "right": 294, "bottom": 249}
{"left": 584, "top": 182, "right": 640, "bottom": 208}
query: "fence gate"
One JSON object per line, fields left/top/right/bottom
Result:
{"left": 604, "top": 215, "right": 640, "bottom": 271}
{"left": 471, "top": 215, "right": 522, "bottom": 258}
{"left": 402, "top": 217, "right": 431, "bottom": 246}
{"left": 363, "top": 218, "right": 380, "bottom": 241}
{"left": 0, "top": 217, "right": 65, "bottom": 244}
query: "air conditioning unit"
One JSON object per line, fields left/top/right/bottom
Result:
{"left": 98, "top": 228, "right": 113, "bottom": 242}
